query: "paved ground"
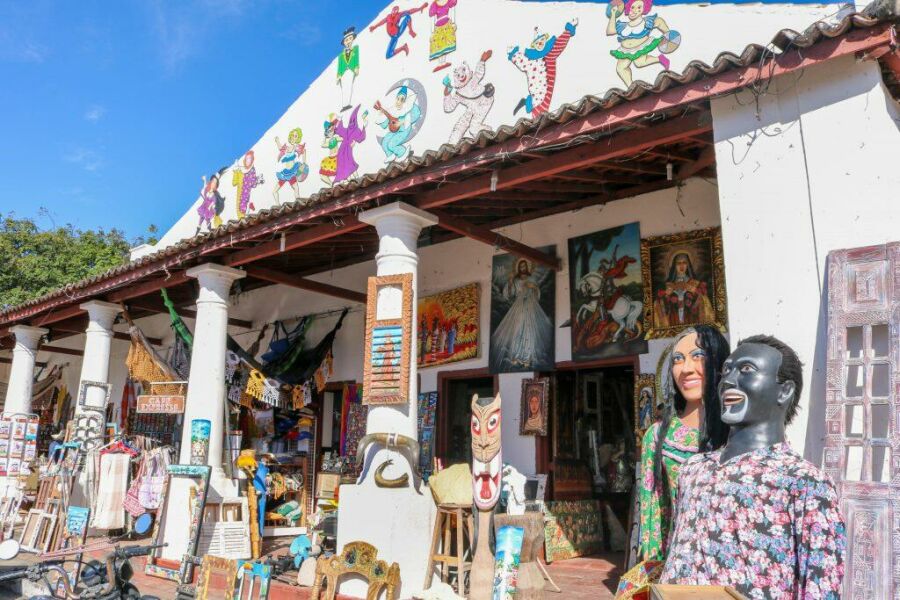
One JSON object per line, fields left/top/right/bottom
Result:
{"left": 1, "top": 539, "right": 624, "bottom": 599}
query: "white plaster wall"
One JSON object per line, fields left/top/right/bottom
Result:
{"left": 153, "top": 0, "right": 834, "bottom": 250}
{"left": 711, "top": 55, "right": 900, "bottom": 463}
{"left": 220, "top": 177, "right": 721, "bottom": 476}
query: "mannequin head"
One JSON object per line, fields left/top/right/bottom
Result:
{"left": 719, "top": 335, "right": 802, "bottom": 428}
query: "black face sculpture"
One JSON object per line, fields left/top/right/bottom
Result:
{"left": 717, "top": 341, "right": 798, "bottom": 460}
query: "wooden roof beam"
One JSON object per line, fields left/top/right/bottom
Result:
{"left": 677, "top": 146, "right": 717, "bottom": 180}
{"left": 37, "top": 345, "right": 84, "bottom": 357}
{"left": 244, "top": 266, "right": 367, "bottom": 304}
{"left": 554, "top": 172, "right": 641, "bottom": 185}
{"left": 50, "top": 325, "right": 160, "bottom": 346}
{"left": 126, "top": 299, "right": 253, "bottom": 329}
{"left": 0, "top": 357, "right": 48, "bottom": 368}
{"left": 225, "top": 216, "right": 366, "bottom": 268}
{"left": 415, "top": 111, "right": 711, "bottom": 210}
{"left": 107, "top": 271, "right": 192, "bottom": 303}
{"left": 432, "top": 210, "right": 561, "bottom": 271}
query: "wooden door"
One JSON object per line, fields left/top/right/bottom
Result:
{"left": 822, "top": 242, "right": 899, "bottom": 599}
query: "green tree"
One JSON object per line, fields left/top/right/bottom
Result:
{"left": 0, "top": 213, "right": 155, "bottom": 309}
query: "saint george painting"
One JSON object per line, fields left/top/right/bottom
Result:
{"left": 640, "top": 227, "right": 728, "bottom": 339}
{"left": 489, "top": 248, "right": 556, "bottom": 374}
{"left": 568, "top": 223, "right": 648, "bottom": 361}
{"left": 519, "top": 377, "right": 549, "bottom": 436}
{"left": 417, "top": 283, "right": 479, "bottom": 368}
{"left": 633, "top": 373, "right": 657, "bottom": 446}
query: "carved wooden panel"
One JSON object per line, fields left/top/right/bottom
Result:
{"left": 824, "top": 242, "right": 899, "bottom": 599}
{"left": 362, "top": 274, "right": 413, "bottom": 405}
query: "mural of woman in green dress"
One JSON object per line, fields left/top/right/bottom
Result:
{"left": 638, "top": 325, "right": 729, "bottom": 564}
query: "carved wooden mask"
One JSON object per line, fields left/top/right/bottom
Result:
{"left": 471, "top": 393, "right": 502, "bottom": 510}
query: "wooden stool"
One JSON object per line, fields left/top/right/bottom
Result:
{"left": 423, "top": 503, "right": 474, "bottom": 594}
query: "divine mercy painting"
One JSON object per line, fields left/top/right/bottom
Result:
{"left": 568, "top": 223, "right": 648, "bottom": 361}
{"left": 489, "top": 247, "right": 556, "bottom": 374}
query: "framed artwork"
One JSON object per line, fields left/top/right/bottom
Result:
{"left": 417, "top": 283, "right": 480, "bottom": 368}
{"left": 633, "top": 374, "right": 658, "bottom": 446}
{"left": 520, "top": 378, "right": 549, "bottom": 436}
{"left": 542, "top": 500, "right": 604, "bottom": 562}
{"left": 363, "top": 274, "right": 413, "bottom": 405}
{"left": 640, "top": 227, "right": 728, "bottom": 339}
{"left": 568, "top": 223, "right": 648, "bottom": 361}
{"left": 195, "top": 555, "right": 238, "bottom": 600}
{"left": 489, "top": 247, "right": 556, "bottom": 373}
{"left": 145, "top": 464, "right": 211, "bottom": 584}
{"left": 77, "top": 380, "right": 112, "bottom": 412}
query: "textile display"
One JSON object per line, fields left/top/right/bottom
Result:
{"left": 542, "top": 500, "right": 604, "bottom": 562}
{"left": 91, "top": 453, "right": 131, "bottom": 530}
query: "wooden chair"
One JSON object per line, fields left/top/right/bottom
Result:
{"left": 311, "top": 541, "right": 400, "bottom": 600}
{"left": 423, "top": 503, "right": 473, "bottom": 594}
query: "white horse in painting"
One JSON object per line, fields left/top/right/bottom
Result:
{"left": 576, "top": 272, "right": 643, "bottom": 342}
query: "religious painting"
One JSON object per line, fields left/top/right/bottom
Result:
{"left": 640, "top": 227, "right": 728, "bottom": 339}
{"left": 568, "top": 223, "right": 648, "bottom": 361}
{"left": 520, "top": 378, "right": 549, "bottom": 436}
{"left": 633, "top": 374, "right": 657, "bottom": 446}
{"left": 363, "top": 274, "right": 413, "bottom": 405}
{"left": 418, "top": 283, "right": 479, "bottom": 368}
{"left": 489, "top": 247, "right": 556, "bottom": 374}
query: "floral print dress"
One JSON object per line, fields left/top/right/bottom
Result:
{"left": 660, "top": 443, "right": 846, "bottom": 598}
{"left": 638, "top": 416, "right": 699, "bottom": 561}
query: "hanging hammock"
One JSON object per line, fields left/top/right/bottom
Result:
{"left": 123, "top": 309, "right": 182, "bottom": 395}
{"left": 161, "top": 289, "right": 192, "bottom": 380}
{"left": 271, "top": 309, "right": 348, "bottom": 386}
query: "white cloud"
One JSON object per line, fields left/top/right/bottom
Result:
{"left": 65, "top": 147, "right": 104, "bottom": 172}
{"left": 84, "top": 105, "right": 106, "bottom": 123}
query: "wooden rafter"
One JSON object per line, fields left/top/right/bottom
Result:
{"left": 0, "top": 357, "right": 48, "bottom": 367}
{"left": 677, "top": 146, "right": 717, "bottom": 180}
{"left": 553, "top": 172, "right": 641, "bottom": 185}
{"left": 37, "top": 345, "right": 84, "bottom": 357}
{"left": 225, "top": 216, "right": 365, "bottom": 268}
{"left": 244, "top": 266, "right": 367, "bottom": 304}
{"left": 49, "top": 325, "right": 161, "bottom": 346}
{"left": 126, "top": 299, "right": 253, "bottom": 329}
{"left": 432, "top": 210, "right": 561, "bottom": 270}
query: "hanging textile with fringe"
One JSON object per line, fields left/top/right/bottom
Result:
{"left": 124, "top": 311, "right": 181, "bottom": 395}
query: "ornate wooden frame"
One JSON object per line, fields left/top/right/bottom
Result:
{"left": 519, "top": 377, "right": 549, "bottom": 436}
{"left": 195, "top": 555, "right": 238, "bottom": 600}
{"left": 363, "top": 274, "right": 413, "bottom": 405}
{"left": 77, "top": 380, "right": 112, "bottom": 412}
{"left": 633, "top": 374, "right": 657, "bottom": 446}
{"left": 145, "top": 464, "right": 211, "bottom": 583}
{"left": 639, "top": 227, "right": 728, "bottom": 339}
{"left": 311, "top": 541, "right": 400, "bottom": 600}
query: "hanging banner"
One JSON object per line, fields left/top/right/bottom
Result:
{"left": 136, "top": 395, "right": 186, "bottom": 414}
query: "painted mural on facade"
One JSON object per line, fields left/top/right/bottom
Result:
{"left": 157, "top": 0, "right": 841, "bottom": 249}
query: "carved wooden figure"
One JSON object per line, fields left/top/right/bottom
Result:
{"left": 470, "top": 393, "right": 502, "bottom": 600}
{"left": 310, "top": 541, "right": 400, "bottom": 600}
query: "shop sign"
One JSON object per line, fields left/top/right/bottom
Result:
{"left": 136, "top": 395, "right": 185, "bottom": 414}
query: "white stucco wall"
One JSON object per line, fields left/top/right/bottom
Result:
{"left": 152, "top": 0, "right": 837, "bottom": 250}
{"left": 711, "top": 54, "right": 900, "bottom": 463}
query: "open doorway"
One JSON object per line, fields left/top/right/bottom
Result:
{"left": 436, "top": 370, "right": 496, "bottom": 467}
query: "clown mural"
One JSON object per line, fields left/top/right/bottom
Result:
{"left": 606, "top": 0, "right": 681, "bottom": 87}
{"left": 273, "top": 128, "right": 309, "bottom": 203}
{"left": 375, "top": 79, "right": 427, "bottom": 162}
{"left": 470, "top": 393, "right": 502, "bottom": 600}
{"left": 370, "top": 3, "right": 428, "bottom": 59}
{"left": 336, "top": 26, "right": 360, "bottom": 112}
{"left": 443, "top": 49, "right": 495, "bottom": 144}
{"left": 196, "top": 168, "right": 227, "bottom": 233}
{"left": 232, "top": 151, "right": 264, "bottom": 219}
{"left": 508, "top": 19, "right": 578, "bottom": 118}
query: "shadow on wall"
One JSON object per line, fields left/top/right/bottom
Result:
{"left": 803, "top": 267, "right": 829, "bottom": 467}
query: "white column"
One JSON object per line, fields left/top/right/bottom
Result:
{"left": 339, "top": 202, "right": 438, "bottom": 600}
{"left": 75, "top": 301, "right": 121, "bottom": 417}
{"left": 3, "top": 325, "right": 47, "bottom": 415}
{"left": 358, "top": 202, "right": 438, "bottom": 439}
{"left": 178, "top": 263, "right": 245, "bottom": 479}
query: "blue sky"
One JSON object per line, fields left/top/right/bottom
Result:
{"left": 0, "top": 0, "right": 383, "bottom": 240}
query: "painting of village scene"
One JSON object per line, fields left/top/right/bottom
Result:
{"left": 568, "top": 223, "right": 648, "bottom": 361}
{"left": 489, "top": 248, "right": 556, "bottom": 374}
{"left": 417, "top": 283, "right": 480, "bottom": 368}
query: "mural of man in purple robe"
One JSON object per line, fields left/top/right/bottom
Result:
{"left": 334, "top": 105, "right": 368, "bottom": 184}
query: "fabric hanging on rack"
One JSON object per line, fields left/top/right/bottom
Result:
{"left": 90, "top": 453, "right": 130, "bottom": 530}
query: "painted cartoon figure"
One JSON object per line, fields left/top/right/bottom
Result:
{"left": 606, "top": 0, "right": 679, "bottom": 87}
{"left": 232, "top": 150, "right": 264, "bottom": 219}
{"left": 320, "top": 114, "right": 340, "bottom": 186}
{"left": 443, "top": 50, "right": 494, "bottom": 144}
{"left": 273, "top": 128, "right": 309, "bottom": 203}
{"left": 508, "top": 19, "right": 578, "bottom": 118}
{"left": 337, "top": 26, "right": 360, "bottom": 112}
{"left": 334, "top": 105, "right": 368, "bottom": 184}
{"left": 196, "top": 168, "right": 226, "bottom": 233}
{"left": 370, "top": 3, "right": 428, "bottom": 59}
{"left": 375, "top": 84, "right": 423, "bottom": 162}
{"left": 428, "top": 0, "right": 457, "bottom": 72}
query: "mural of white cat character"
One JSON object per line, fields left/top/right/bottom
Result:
{"left": 442, "top": 49, "right": 495, "bottom": 145}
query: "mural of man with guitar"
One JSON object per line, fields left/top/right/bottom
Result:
{"left": 375, "top": 84, "right": 423, "bottom": 162}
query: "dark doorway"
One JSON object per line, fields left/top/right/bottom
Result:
{"left": 436, "top": 371, "right": 496, "bottom": 467}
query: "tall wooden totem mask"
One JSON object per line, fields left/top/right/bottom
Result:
{"left": 471, "top": 393, "right": 502, "bottom": 511}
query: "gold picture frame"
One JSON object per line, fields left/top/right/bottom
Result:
{"left": 634, "top": 374, "right": 657, "bottom": 446}
{"left": 640, "top": 227, "right": 728, "bottom": 339}
{"left": 363, "top": 274, "right": 413, "bottom": 405}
